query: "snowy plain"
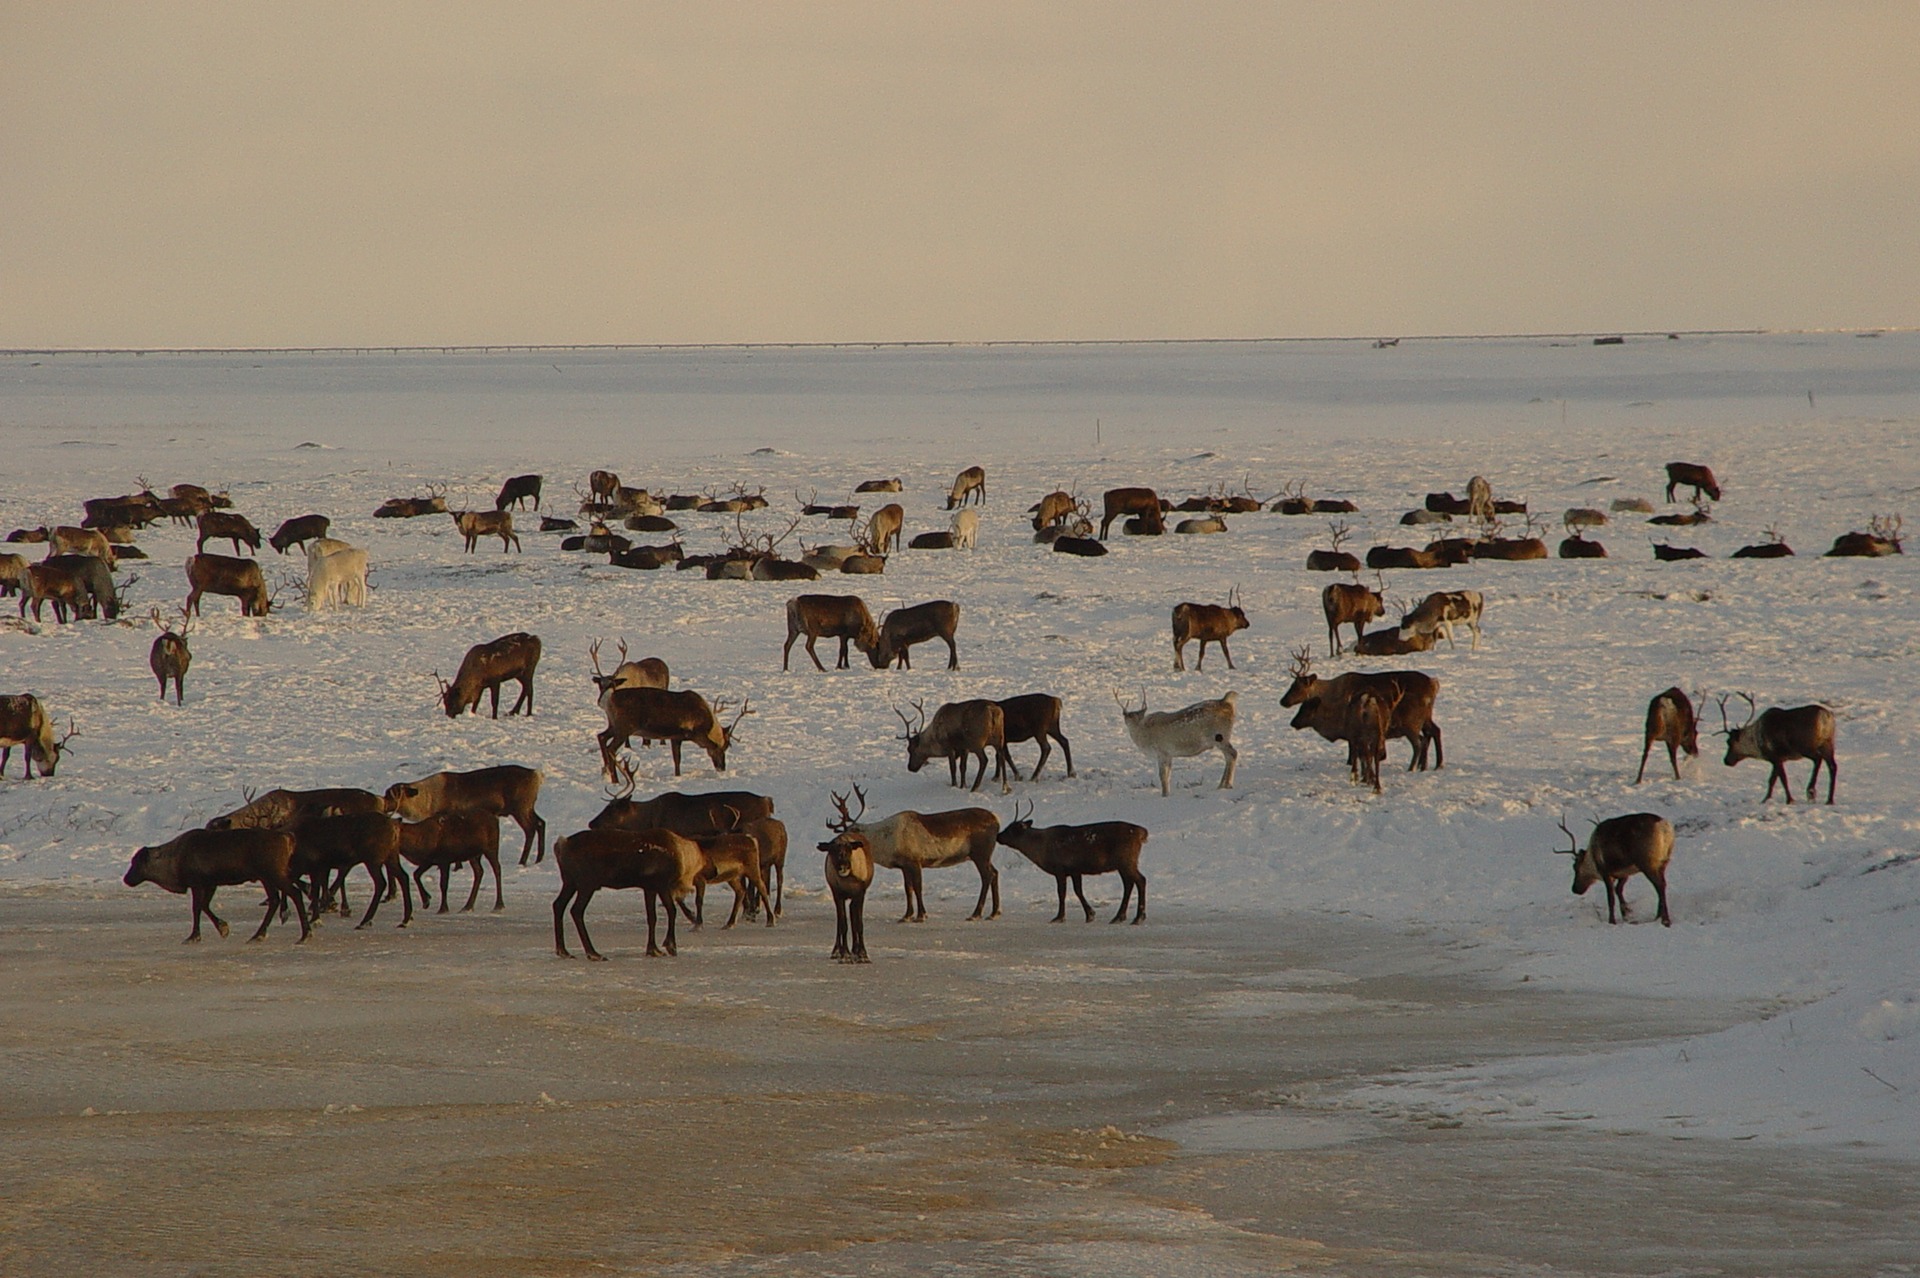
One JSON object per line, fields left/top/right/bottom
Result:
{"left": 1, "top": 331, "right": 1915, "bottom": 1164}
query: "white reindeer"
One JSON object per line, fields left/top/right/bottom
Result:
{"left": 1115, "top": 689, "right": 1238, "bottom": 796}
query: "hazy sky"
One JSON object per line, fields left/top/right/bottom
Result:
{"left": 6, "top": 3, "right": 1918, "bottom": 347}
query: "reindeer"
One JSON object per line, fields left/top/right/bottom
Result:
{"left": 123, "top": 828, "right": 311, "bottom": 944}
{"left": 0, "top": 551, "right": 25, "bottom": 598}
{"left": 995, "top": 801, "right": 1148, "bottom": 923}
{"left": 1366, "top": 544, "right": 1451, "bottom": 570}
{"left": 148, "top": 605, "right": 193, "bottom": 704}
{"left": 783, "top": 594, "right": 879, "bottom": 671}
{"left": 1352, "top": 624, "right": 1436, "bottom": 657}
{"left": 1100, "top": 487, "right": 1164, "bottom": 538}
{"left": 1635, "top": 687, "right": 1699, "bottom": 783}
{"left": 1282, "top": 647, "right": 1442, "bottom": 772}
{"left": 0, "top": 695, "right": 75, "bottom": 779}
{"left": 495, "top": 473, "right": 542, "bottom": 511}
{"left": 995, "top": 693, "right": 1073, "bottom": 780}
{"left": 264, "top": 515, "right": 327, "bottom": 555}
{"left": 1732, "top": 526, "right": 1794, "bottom": 558}
{"left": 820, "top": 828, "right": 874, "bottom": 961}
{"left": 1174, "top": 515, "right": 1228, "bottom": 535}
{"left": 869, "top": 600, "right": 960, "bottom": 670}
{"left": 384, "top": 764, "right": 548, "bottom": 865}
{"left": 1559, "top": 531, "right": 1608, "bottom": 558}
{"left": 946, "top": 465, "right": 986, "bottom": 509}
{"left": 373, "top": 484, "right": 449, "bottom": 519}
{"left": 1115, "top": 689, "right": 1238, "bottom": 796}
{"left": 438, "top": 632, "right": 540, "bottom": 718}
{"left": 306, "top": 538, "right": 369, "bottom": 610}
{"left": 589, "top": 638, "right": 669, "bottom": 695}
{"left": 950, "top": 508, "right": 979, "bottom": 549}
{"left": 862, "top": 503, "right": 905, "bottom": 555}
{"left": 1398, "top": 590, "right": 1484, "bottom": 651}
{"left": 1665, "top": 462, "right": 1721, "bottom": 503}
{"left": 1650, "top": 498, "right": 1713, "bottom": 527}
{"left": 589, "top": 762, "right": 775, "bottom": 840}
{"left": 1717, "top": 693, "right": 1837, "bottom": 804}
{"left": 1273, "top": 479, "right": 1314, "bottom": 515}
{"left": 398, "top": 811, "right": 504, "bottom": 914}
{"left": 1470, "top": 519, "right": 1549, "bottom": 560}
{"left": 451, "top": 508, "right": 521, "bottom": 553}
{"left": 185, "top": 553, "right": 271, "bottom": 616}
{"left": 1555, "top": 813, "right": 1673, "bottom": 926}
{"left": 897, "top": 698, "right": 1013, "bottom": 793}
{"left": 195, "top": 512, "right": 262, "bottom": 555}
{"left": 855, "top": 477, "right": 903, "bottom": 493}
{"left": 551, "top": 826, "right": 703, "bottom": 960}
{"left": 588, "top": 470, "right": 621, "bottom": 504}
{"left": 1306, "top": 521, "right": 1361, "bottom": 572}
{"left": 1652, "top": 542, "right": 1706, "bottom": 561}
{"left": 1031, "top": 490, "right": 1077, "bottom": 531}
{"left": 1826, "top": 515, "right": 1903, "bottom": 557}
{"left": 825, "top": 785, "right": 1001, "bottom": 922}
{"left": 23, "top": 555, "right": 120, "bottom": 622}
{"left": 1171, "top": 590, "right": 1249, "bottom": 671}
{"left": 596, "top": 687, "right": 751, "bottom": 780}
{"left": 1322, "top": 580, "right": 1384, "bottom": 656}
{"left": 1348, "top": 686, "right": 1398, "bottom": 793}
{"left": 1466, "top": 475, "right": 1494, "bottom": 523}
{"left": 50, "top": 526, "right": 114, "bottom": 560}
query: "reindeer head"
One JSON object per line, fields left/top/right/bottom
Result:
{"left": 703, "top": 697, "right": 753, "bottom": 769}
{"left": 895, "top": 699, "right": 932, "bottom": 770}
{"left": 1714, "top": 692, "right": 1761, "bottom": 764}
{"left": 1553, "top": 813, "right": 1604, "bottom": 895}
{"left": 32, "top": 715, "right": 77, "bottom": 776}
{"left": 999, "top": 799, "right": 1037, "bottom": 842}
{"left": 824, "top": 784, "right": 869, "bottom": 835}
{"left": 1279, "top": 646, "right": 1321, "bottom": 706}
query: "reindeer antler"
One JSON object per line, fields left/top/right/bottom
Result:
{"left": 1288, "top": 645, "right": 1315, "bottom": 678}
{"left": 1553, "top": 812, "right": 1578, "bottom": 855}
{"left": 588, "top": 638, "right": 605, "bottom": 677}
{"left": 826, "top": 784, "right": 869, "bottom": 831}
{"left": 605, "top": 756, "right": 638, "bottom": 801}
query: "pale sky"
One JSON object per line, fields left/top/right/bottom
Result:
{"left": 5, "top": 2, "right": 1917, "bottom": 348}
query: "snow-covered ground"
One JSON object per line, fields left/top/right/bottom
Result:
{"left": 2, "top": 332, "right": 1915, "bottom": 1157}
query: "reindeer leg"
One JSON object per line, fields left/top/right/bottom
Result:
{"left": 945, "top": 635, "right": 958, "bottom": 670}
{"left": 573, "top": 887, "right": 606, "bottom": 960}
{"left": 1649, "top": 868, "right": 1671, "bottom": 926}
{"left": 831, "top": 892, "right": 849, "bottom": 959}
{"left": 1217, "top": 738, "right": 1238, "bottom": 789}
{"left": 1051, "top": 875, "right": 1068, "bottom": 922}
{"left": 805, "top": 634, "right": 826, "bottom": 671}
{"left": 1823, "top": 752, "right": 1837, "bottom": 805}
{"left": 354, "top": 864, "right": 384, "bottom": 929}
{"left": 1072, "top": 874, "right": 1095, "bottom": 922}
{"left": 1221, "top": 639, "right": 1235, "bottom": 670}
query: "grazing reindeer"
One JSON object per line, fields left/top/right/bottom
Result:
{"left": 1322, "top": 580, "right": 1384, "bottom": 656}
{"left": 995, "top": 801, "right": 1148, "bottom": 923}
{"left": 596, "top": 687, "right": 751, "bottom": 780}
{"left": 1306, "top": 521, "right": 1361, "bottom": 572}
{"left": 819, "top": 829, "right": 874, "bottom": 961}
{"left": 1717, "top": 693, "right": 1837, "bottom": 804}
{"left": 825, "top": 785, "right": 1001, "bottom": 922}
{"left": 783, "top": 594, "right": 879, "bottom": 671}
{"left": 495, "top": 473, "right": 542, "bottom": 511}
{"left": 862, "top": 503, "right": 905, "bottom": 555}
{"left": 148, "top": 606, "right": 193, "bottom": 704}
{"left": 1115, "top": 688, "right": 1238, "bottom": 796}
{"left": 1031, "top": 490, "right": 1077, "bottom": 531}
{"left": 0, "top": 695, "right": 75, "bottom": 779}
{"left": 950, "top": 508, "right": 979, "bottom": 549}
{"left": 869, "top": 600, "right": 960, "bottom": 670}
{"left": 1556, "top": 813, "right": 1673, "bottom": 927}
{"left": 1282, "top": 647, "right": 1443, "bottom": 772}
{"left": 184, "top": 553, "right": 271, "bottom": 617}
{"left": 306, "top": 538, "right": 369, "bottom": 610}
{"left": 1635, "top": 687, "right": 1699, "bottom": 783}
{"left": 451, "top": 508, "right": 521, "bottom": 553}
{"left": 268, "top": 515, "right": 331, "bottom": 554}
{"left": 897, "top": 698, "right": 1013, "bottom": 794}
{"left": 1665, "top": 462, "right": 1721, "bottom": 503}
{"left": 23, "top": 555, "right": 120, "bottom": 622}
{"left": 438, "top": 632, "right": 541, "bottom": 718}
{"left": 946, "top": 465, "right": 986, "bottom": 509}
{"left": 1398, "top": 590, "right": 1484, "bottom": 651}
{"left": 1467, "top": 475, "right": 1494, "bottom": 523}
{"left": 1171, "top": 589, "right": 1249, "bottom": 671}
{"left": 196, "top": 512, "right": 262, "bottom": 555}
{"left": 995, "top": 693, "right": 1074, "bottom": 780}
{"left": 385, "top": 764, "right": 548, "bottom": 865}
{"left": 1100, "top": 487, "right": 1165, "bottom": 538}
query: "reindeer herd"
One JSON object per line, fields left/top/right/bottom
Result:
{"left": 1, "top": 455, "right": 1894, "bottom": 955}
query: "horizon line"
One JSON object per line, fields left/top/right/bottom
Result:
{"left": 14, "top": 326, "right": 1911, "bottom": 358}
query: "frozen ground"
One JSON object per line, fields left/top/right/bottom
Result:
{"left": 1, "top": 332, "right": 1916, "bottom": 1178}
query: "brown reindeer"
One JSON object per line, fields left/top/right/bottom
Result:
{"left": 373, "top": 484, "right": 449, "bottom": 519}
{"left": 268, "top": 514, "right": 331, "bottom": 554}
{"left": 1321, "top": 580, "right": 1384, "bottom": 656}
{"left": 1665, "top": 462, "right": 1721, "bottom": 503}
{"left": 451, "top": 508, "right": 521, "bottom": 553}
{"left": 1366, "top": 544, "right": 1451, "bottom": 570}
{"left": 826, "top": 785, "right": 1001, "bottom": 922}
{"left": 1348, "top": 686, "right": 1398, "bottom": 793}
{"left": 1635, "top": 687, "right": 1699, "bottom": 783}
{"left": 195, "top": 512, "right": 262, "bottom": 555}
{"left": 124, "top": 828, "right": 311, "bottom": 944}
{"left": 399, "top": 811, "right": 505, "bottom": 914}
{"left": 897, "top": 698, "right": 1013, "bottom": 794}
{"left": 148, "top": 605, "right": 193, "bottom": 704}
{"left": 1826, "top": 515, "right": 1903, "bottom": 557}
{"left": 863, "top": 503, "right": 905, "bottom": 555}
{"left": 1100, "top": 487, "right": 1165, "bottom": 538}
{"left": 0, "top": 695, "right": 75, "bottom": 779}
{"left": 820, "top": 829, "right": 874, "bottom": 961}
{"left": 184, "top": 553, "right": 271, "bottom": 616}
{"left": 589, "top": 764, "right": 775, "bottom": 840}
{"left": 495, "top": 474, "right": 542, "bottom": 511}
{"left": 996, "top": 693, "right": 1074, "bottom": 779}
{"left": 438, "top": 632, "right": 540, "bottom": 718}
{"left": 869, "top": 600, "right": 960, "bottom": 670}
{"left": 995, "top": 801, "right": 1147, "bottom": 923}
{"left": 1031, "top": 490, "right": 1077, "bottom": 531}
{"left": 946, "top": 465, "right": 986, "bottom": 509}
{"left": 596, "top": 687, "right": 751, "bottom": 780}
{"left": 1556, "top": 813, "right": 1673, "bottom": 926}
{"left": 1282, "top": 647, "right": 1442, "bottom": 771}
{"left": 385, "top": 764, "right": 548, "bottom": 865}
{"left": 783, "top": 594, "right": 879, "bottom": 670}
{"left": 1306, "top": 521, "right": 1361, "bottom": 572}
{"left": 1171, "top": 590, "right": 1249, "bottom": 671}
{"left": 23, "top": 555, "right": 120, "bottom": 622}
{"left": 588, "top": 638, "right": 669, "bottom": 695}
{"left": 1717, "top": 693, "right": 1837, "bottom": 804}
{"left": 551, "top": 826, "right": 703, "bottom": 960}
